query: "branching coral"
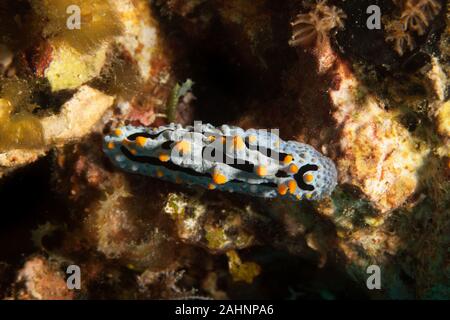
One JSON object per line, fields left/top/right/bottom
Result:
{"left": 385, "top": 19, "right": 415, "bottom": 56}
{"left": 401, "top": 0, "right": 442, "bottom": 35}
{"left": 386, "top": 0, "right": 442, "bottom": 55}
{"left": 289, "top": 0, "right": 346, "bottom": 48}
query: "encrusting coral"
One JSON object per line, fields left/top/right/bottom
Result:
{"left": 0, "top": 85, "right": 114, "bottom": 178}
{"left": 11, "top": 256, "right": 75, "bottom": 300}
{"left": 30, "top": 0, "right": 123, "bottom": 53}
{"left": 0, "top": 78, "right": 44, "bottom": 152}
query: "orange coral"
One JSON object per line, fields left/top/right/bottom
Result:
{"left": 401, "top": 0, "right": 442, "bottom": 35}
{"left": 289, "top": 0, "right": 346, "bottom": 48}
{"left": 385, "top": 19, "right": 415, "bottom": 56}
{"left": 386, "top": 0, "right": 442, "bottom": 55}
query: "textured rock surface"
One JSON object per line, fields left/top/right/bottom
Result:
{"left": 0, "top": 86, "right": 114, "bottom": 178}
{"left": 329, "top": 64, "right": 427, "bottom": 213}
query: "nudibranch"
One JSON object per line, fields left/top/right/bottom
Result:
{"left": 103, "top": 123, "right": 338, "bottom": 201}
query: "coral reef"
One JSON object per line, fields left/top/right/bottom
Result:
{"left": 0, "top": 86, "right": 114, "bottom": 178}
{"left": 385, "top": 0, "right": 443, "bottom": 55}
{"left": 11, "top": 256, "right": 75, "bottom": 300}
{"left": 0, "top": 78, "right": 44, "bottom": 151}
{"left": 0, "top": 0, "right": 448, "bottom": 301}
{"left": 385, "top": 19, "right": 415, "bottom": 56}
{"left": 329, "top": 64, "right": 427, "bottom": 213}
{"left": 31, "top": 0, "right": 123, "bottom": 53}
{"left": 289, "top": 0, "right": 346, "bottom": 48}
{"left": 400, "top": 0, "right": 442, "bottom": 35}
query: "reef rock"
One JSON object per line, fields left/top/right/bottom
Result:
{"left": 329, "top": 63, "right": 427, "bottom": 213}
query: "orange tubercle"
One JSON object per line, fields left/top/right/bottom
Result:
{"left": 288, "top": 180, "right": 297, "bottom": 194}
{"left": 114, "top": 129, "right": 122, "bottom": 136}
{"left": 208, "top": 183, "right": 216, "bottom": 190}
{"left": 174, "top": 140, "right": 191, "bottom": 154}
{"left": 289, "top": 164, "right": 299, "bottom": 174}
{"left": 304, "top": 173, "right": 314, "bottom": 183}
{"left": 212, "top": 171, "right": 227, "bottom": 185}
{"left": 158, "top": 153, "right": 170, "bottom": 162}
{"left": 278, "top": 184, "right": 288, "bottom": 196}
{"left": 107, "top": 142, "right": 115, "bottom": 150}
{"left": 256, "top": 165, "right": 267, "bottom": 177}
{"left": 156, "top": 170, "right": 164, "bottom": 178}
{"left": 283, "top": 155, "right": 293, "bottom": 165}
{"left": 135, "top": 136, "right": 147, "bottom": 147}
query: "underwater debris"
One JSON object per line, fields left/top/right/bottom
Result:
{"left": 289, "top": 0, "right": 346, "bottom": 48}
{"left": 104, "top": 123, "right": 338, "bottom": 201}
{"left": 166, "top": 79, "right": 194, "bottom": 122}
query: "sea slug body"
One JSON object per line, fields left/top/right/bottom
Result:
{"left": 104, "top": 123, "right": 338, "bottom": 201}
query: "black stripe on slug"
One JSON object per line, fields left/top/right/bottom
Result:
{"left": 275, "top": 171, "right": 290, "bottom": 178}
{"left": 161, "top": 140, "right": 174, "bottom": 150}
{"left": 120, "top": 146, "right": 277, "bottom": 189}
{"left": 120, "top": 146, "right": 208, "bottom": 178}
{"left": 127, "top": 129, "right": 172, "bottom": 141}
{"left": 295, "top": 164, "right": 318, "bottom": 191}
